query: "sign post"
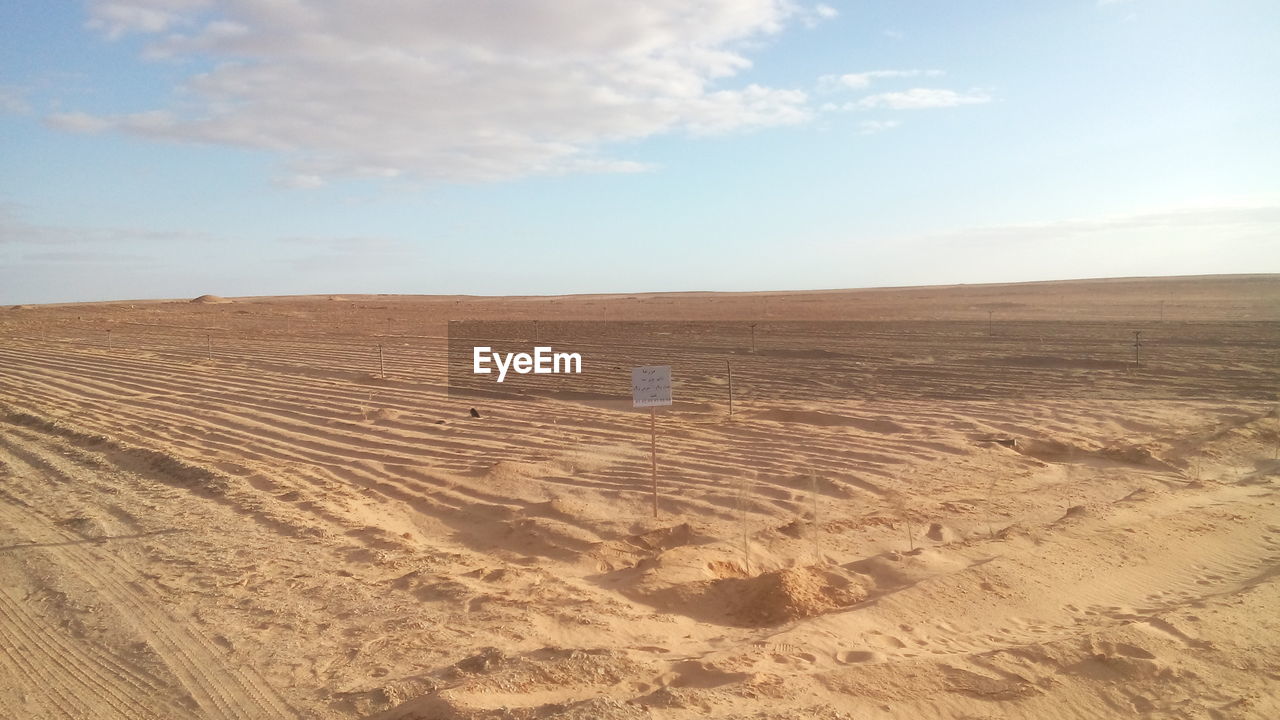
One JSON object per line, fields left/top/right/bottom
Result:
{"left": 726, "top": 359, "right": 733, "bottom": 419}
{"left": 632, "top": 365, "right": 672, "bottom": 517}
{"left": 650, "top": 409, "right": 657, "bottom": 516}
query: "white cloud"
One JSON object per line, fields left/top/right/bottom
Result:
{"left": 45, "top": 111, "right": 113, "bottom": 133}
{"left": 275, "top": 173, "right": 327, "bottom": 190}
{"left": 0, "top": 86, "right": 31, "bottom": 115}
{"left": 857, "top": 119, "right": 901, "bottom": 135}
{"left": 86, "top": 0, "right": 210, "bottom": 40}
{"left": 800, "top": 3, "right": 838, "bottom": 27}
{"left": 819, "top": 69, "right": 943, "bottom": 91}
{"left": 67, "top": 0, "right": 816, "bottom": 184}
{"left": 682, "top": 84, "right": 812, "bottom": 134}
{"left": 856, "top": 88, "right": 992, "bottom": 110}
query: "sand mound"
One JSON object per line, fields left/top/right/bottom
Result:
{"left": 1054, "top": 505, "right": 1091, "bottom": 526}
{"left": 1098, "top": 443, "right": 1167, "bottom": 466}
{"left": 588, "top": 523, "right": 705, "bottom": 572}
{"left": 10, "top": 304, "right": 31, "bottom": 310}
{"left": 58, "top": 512, "right": 111, "bottom": 539}
{"left": 625, "top": 523, "right": 697, "bottom": 552}
{"left": 190, "top": 294, "right": 230, "bottom": 304}
{"left": 730, "top": 566, "right": 866, "bottom": 625}
{"left": 844, "top": 548, "right": 975, "bottom": 596}
{"left": 926, "top": 522, "right": 953, "bottom": 542}
{"left": 650, "top": 565, "right": 866, "bottom": 627}
{"left": 1014, "top": 437, "right": 1175, "bottom": 470}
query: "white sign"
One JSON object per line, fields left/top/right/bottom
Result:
{"left": 632, "top": 365, "right": 672, "bottom": 408}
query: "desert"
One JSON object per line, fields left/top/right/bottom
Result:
{"left": 1, "top": 274, "right": 1278, "bottom": 719}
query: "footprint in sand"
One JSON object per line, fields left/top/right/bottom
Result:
{"left": 769, "top": 651, "right": 817, "bottom": 665}
{"left": 834, "top": 650, "right": 880, "bottom": 664}
{"left": 864, "top": 631, "right": 908, "bottom": 650}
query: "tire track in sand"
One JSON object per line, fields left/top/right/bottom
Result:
{"left": 0, "top": 584, "right": 192, "bottom": 719}
{"left": 0, "top": 436, "right": 297, "bottom": 719}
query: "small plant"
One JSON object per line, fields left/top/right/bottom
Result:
{"left": 737, "top": 470, "right": 756, "bottom": 575}
{"left": 985, "top": 475, "right": 999, "bottom": 538}
{"left": 889, "top": 489, "right": 915, "bottom": 552}
{"left": 808, "top": 469, "right": 821, "bottom": 563}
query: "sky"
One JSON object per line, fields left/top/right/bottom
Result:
{"left": 1, "top": 0, "right": 1278, "bottom": 304}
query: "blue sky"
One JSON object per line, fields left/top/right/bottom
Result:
{"left": 2, "top": 0, "right": 1277, "bottom": 304}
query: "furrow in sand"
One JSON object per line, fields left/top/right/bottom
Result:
{"left": 0, "top": 372, "right": 485, "bottom": 475}
{"left": 0, "top": 359, "right": 904, "bottom": 494}
{"left": 2, "top": 370, "right": 625, "bottom": 501}
{"left": 0, "top": 345, "right": 431, "bottom": 418}
{"left": 3, "top": 393, "right": 522, "bottom": 520}
{"left": 4, "top": 342, "right": 892, "bottom": 476}
{"left": 1, "top": 369, "right": 917, "bottom": 527}
{"left": 0, "top": 340, "right": 451, "bottom": 404}
{"left": 0, "top": 420, "right": 356, "bottom": 550}
{"left": 3, "top": 407, "right": 626, "bottom": 554}
{"left": 0, "top": 353, "right": 599, "bottom": 464}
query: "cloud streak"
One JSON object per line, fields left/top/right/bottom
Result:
{"left": 924, "top": 202, "right": 1280, "bottom": 246}
{"left": 0, "top": 86, "right": 32, "bottom": 115}
{"left": 819, "top": 69, "right": 943, "bottom": 91}
{"left": 855, "top": 88, "right": 992, "bottom": 110}
{"left": 857, "top": 119, "right": 901, "bottom": 135}
{"left": 0, "top": 204, "right": 215, "bottom": 246}
{"left": 800, "top": 200, "right": 1280, "bottom": 289}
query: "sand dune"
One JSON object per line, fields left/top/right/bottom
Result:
{"left": 0, "top": 275, "right": 1278, "bottom": 719}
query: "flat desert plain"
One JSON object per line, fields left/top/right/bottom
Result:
{"left": 1, "top": 274, "right": 1279, "bottom": 720}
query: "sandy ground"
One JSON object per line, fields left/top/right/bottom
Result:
{"left": 1, "top": 274, "right": 1278, "bottom": 719}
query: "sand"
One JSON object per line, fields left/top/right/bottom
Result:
{"left": 0, "top": 274, "right": 1278, "bottom": 719}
